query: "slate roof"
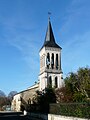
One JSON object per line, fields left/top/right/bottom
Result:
{"left": 40, "top": 19, "right": 62, "bottom": 51}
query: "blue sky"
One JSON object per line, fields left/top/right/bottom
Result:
{"left": 0, "top": 0, "right": 90, "bottom": 95}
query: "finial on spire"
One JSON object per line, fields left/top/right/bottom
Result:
{"left": 48, "top": 12, "right": 51, "bottom": 20}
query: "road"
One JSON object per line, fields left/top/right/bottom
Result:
{"left": 0, "top": 112, "right": 42, "bottom": 120}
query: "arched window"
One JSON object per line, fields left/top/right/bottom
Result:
{"left": 48, "top": 76, "right": 52, "bottom": 87}
{"left": 51, "top": 53, "right": 54, "bottom": 69}
{"left": 55, "top": 77, "right": 58, "bottom": 88}
{"left": 56, "top": 54, "right": 58, "bottom": 69}
{"left": 46, "top": 53, "right": 50, "bottom": 69}
{"left": 28, "top": 98, "right": 31, "bottom": 104}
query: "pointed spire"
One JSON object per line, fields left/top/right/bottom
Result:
{"left": 40, "top": 18, "right": 61, "bottom": 50}
{"left": 45, "top": 17, "right": 55, "bottom": 43}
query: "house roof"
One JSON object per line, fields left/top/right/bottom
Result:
{"left": 13, "top": 83, "right": 39, "bottom": 96}
{"left": 40, "top": 18, "right": 62, "bottom": 51}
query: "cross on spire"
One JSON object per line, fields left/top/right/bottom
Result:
{"left": 48, "top": 12, "right": 51, "bottom": 20}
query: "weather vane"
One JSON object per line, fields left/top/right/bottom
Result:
{"left": 48, "top": 12, "right": 51, "bottom": 20}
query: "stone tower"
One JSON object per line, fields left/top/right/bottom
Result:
{"left": 39, "top": 18, "right": 64, "bottom": 90}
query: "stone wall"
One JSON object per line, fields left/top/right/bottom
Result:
{"left": 48, "top": 114, "right": 89, "bottom": 120}
{"left": 28, "top": 113, "right": 89, "bottom": 120}
{"left": 20, "top": 85, "right": 39, "bottom": 104}
{"left": 12, "top": 83, "right": 39, "bottom": 111}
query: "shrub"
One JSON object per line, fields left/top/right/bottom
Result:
{"left": 49, "top": 103, "right": 90, "bottom": 118}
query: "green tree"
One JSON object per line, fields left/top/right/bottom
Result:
{"left": 77, "top": 67, "right": 90, "bottom": 98}
{"left": 64, "top": 67, "right": 90, "bottom": 102}
{"left": 55, "top": 87, "right": 73, "bottom": 103}
{"left": 33, "top": 87, "right": 56, "bottom": 104}
{"left": 32, "top": 87, "right": 56, "bottom": 113}
{"left": 55, "top": 67, "right": 90, "bottom": 103}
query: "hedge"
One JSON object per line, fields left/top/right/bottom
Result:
{"left": 49, "top": 103, "right": 90, "bottom": 118}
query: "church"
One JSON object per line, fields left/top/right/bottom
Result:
{"left": 11, "top": 18, "right": 64, "bottom": 111}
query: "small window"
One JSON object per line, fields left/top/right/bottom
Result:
{"left": 55, "top": 77, "right": 58, "bottom": 88}
{"left": 51, "top": 53, "right": 54, "bottom": 69}
{"left": 28, "top": 98, "right": 31, "bottom": 104}
{"left": 48, "top": 76, "right": 52, "bottom": 87}
{"left": 56, "top": 54, "right": 58, "bottom": 69}
{"left": 46, "top": 53, "right": 50, "bottom": 69}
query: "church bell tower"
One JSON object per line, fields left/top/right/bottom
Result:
{"left": 39, "top": 18, "right": 64, "bottom": 90}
